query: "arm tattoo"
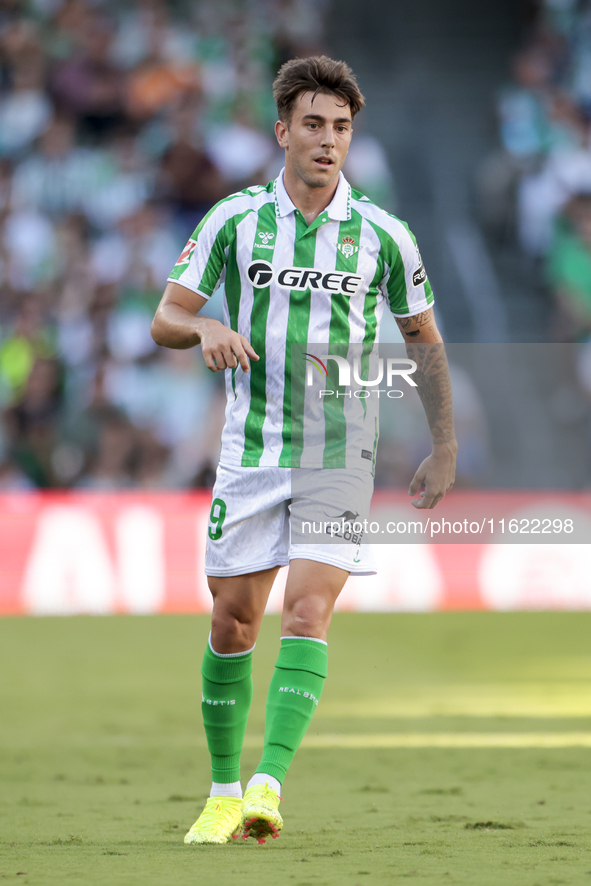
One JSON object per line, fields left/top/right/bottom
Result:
{"left": 396, "top": 311, "right": 434, "bottom": 338}
{"left": 413, "top": 311, "right": 432, "bottom": 327}
{"left": 406, "top": 342, "right": 455, "bottom": 445}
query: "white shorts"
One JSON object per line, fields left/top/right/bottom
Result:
{"left": 205, "top": 464, "right": 376, "bottom": 577}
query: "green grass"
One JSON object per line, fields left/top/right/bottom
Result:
{"left": 2, "top": 613, "right": 591, "bottom": 885}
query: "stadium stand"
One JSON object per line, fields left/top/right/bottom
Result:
{"left": 0, "top": 0, "right": 336, "bottom": 490}
{"left": 478, "top": 0, "right": 591, "bottom": 341}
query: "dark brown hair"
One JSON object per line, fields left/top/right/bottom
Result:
{"left": 273, "top": 56, "right": 365, "bottom": 124}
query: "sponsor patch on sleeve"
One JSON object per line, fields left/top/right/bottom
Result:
{"left": 174, "top": 238, "right": 198, "bottom": 267}
{"left": 412, "top": 244, "right": 427, "bottom": 287}
{"left": 412, "top": 263, "right": 427, "bottom": 287}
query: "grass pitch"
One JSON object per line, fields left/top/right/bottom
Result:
{"left": 1, "top": 612, "right": 591, "bottom": 886}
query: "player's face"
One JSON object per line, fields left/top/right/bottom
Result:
{"left": 275, "top": 91, "right": 353, "bottom": 189}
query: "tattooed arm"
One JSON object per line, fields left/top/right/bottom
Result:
{"left": 395, "top": 307, "right": 457, "bottom": 509}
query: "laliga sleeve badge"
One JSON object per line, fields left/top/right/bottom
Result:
{"left": 175, "top": 238, "right": 197, "bottom": 266}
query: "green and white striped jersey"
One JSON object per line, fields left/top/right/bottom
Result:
{"left": 168, "top": 170, "right": 434, "bottom": 472}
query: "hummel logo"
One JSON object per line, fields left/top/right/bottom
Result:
{"left": 255, "top": 231, "right": 275, "bottom": 251}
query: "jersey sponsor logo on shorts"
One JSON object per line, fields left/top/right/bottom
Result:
{"left": 246, "top": 260, "right": 363, "bottom": 295}
{"left": 323, "top": 509, "right": 365, "bottom": 545}
{"left": 175, "top": 238, "right": 197, "bottom": 266}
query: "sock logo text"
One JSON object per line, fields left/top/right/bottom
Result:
{"left": 202, "top": 694, "right": 236, "bottom": 705}
{"left": 279, "top": 687, "right": 319, "bottom": 706}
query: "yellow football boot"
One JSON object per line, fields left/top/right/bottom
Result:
{"left": 184, "top": 796, "right": 243, "bottom": 844}
{"left": 241, "top": 783, "right": 283, "bottom": 844}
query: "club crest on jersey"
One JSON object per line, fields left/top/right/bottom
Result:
{"left": 175, "top": 238, "right": 197, "bottom": 266}
{"left": 336, "top": 236, "right": 360, "bottom": 257}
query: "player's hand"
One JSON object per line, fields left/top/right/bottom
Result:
{"left": 198, "top": 318, "right": 259, "bottom": 373}
{"left": 409, "top": 442, "right": 457, "bottom": 509}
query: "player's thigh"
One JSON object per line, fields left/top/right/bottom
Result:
{"left": 281, "top": 558, "right": 350, "bottom": 641}
{"left": 209, "top": 567, "right": 281, "bottom": 652}
{"left": 205, "top": 464, "right": 291, "bottom": 577}
{"left": 289, "top": 467, "right": 376, "bottom": 576}
{"left": 209, "top": 567, "right": 280, "bottom": 625}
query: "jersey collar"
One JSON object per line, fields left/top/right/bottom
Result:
{"left": 274, "top": 168, "right": 352, "bottom": 221}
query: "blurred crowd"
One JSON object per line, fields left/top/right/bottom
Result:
{"left": 0, "top": 0, "right": 397, "bottom": 492}
{"left": 0, "top": 0, "right": 332, "bottom": 490}
{"left": 0, "top": 0, "right": 448, "bottom": 494}
{"left": 478, "top": 0, "right": 591, "bottom": 342}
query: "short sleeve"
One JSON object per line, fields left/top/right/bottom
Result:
{"left": 167, "top": 203, "right": 231, "bottom": 298}
{"left": 382, "top": 220, "right": 434, "bottom": 317}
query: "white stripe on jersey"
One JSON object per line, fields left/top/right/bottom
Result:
{"left": 260, "top": 212, "right": 296, "bottom": 464}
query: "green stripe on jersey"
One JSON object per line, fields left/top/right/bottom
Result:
{"left": 357, "top": 238, "right": 387, "bottom": 422}
{"left": 322, "top": 212, "right": 363, "bottom": 467}
{"left": 241, "top": 204, "right": 278, "bottom": 466}
{"left": 224, "top": 234, "right": 241, "bottom": 398}
{"left": 366, "top": 220, "right": 408, "bottom": 315}
{"left": 279, "top": 214, "right": 316, "bottom": 467}
{"left": 203, "top": 210, "right": 251, "bottom": 298}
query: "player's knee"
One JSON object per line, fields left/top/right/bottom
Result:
{"left": 284, "top": 594, "right": 332, "bottom": 638}
{"left": 211, "top": 607, "right": 258, "bottom": 652}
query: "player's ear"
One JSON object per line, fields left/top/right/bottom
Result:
{"left": 275, "top": 119, "right": 288, "bottom": 148}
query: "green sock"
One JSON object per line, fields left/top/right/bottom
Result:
{"left": 201, "top": 640, "right": 253, "bottom": 784}
{"left": 255, "top": 637, "right": 328, "bottom": 784}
